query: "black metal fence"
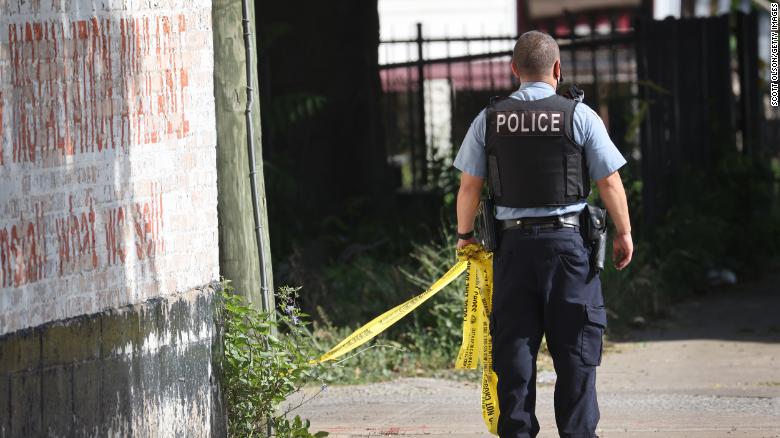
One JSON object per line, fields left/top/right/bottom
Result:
{"left": 636, "top": 12, "right": 766, "bottom": 228}
{"left": 379, "top": 11, "right": 769, "bottom": 232}
{"left": 379, "top": 19, "right": 639, "bottom": 191}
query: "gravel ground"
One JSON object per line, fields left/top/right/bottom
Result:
{"left": 291, "top": 273, "right": 780, "bottom": 437}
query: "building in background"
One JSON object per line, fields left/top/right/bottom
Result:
{"left": 379, "top": 0, "right": 517, "bottom": 64}
{"left": 520, "top": 0, "right": 640, "bottom": 35}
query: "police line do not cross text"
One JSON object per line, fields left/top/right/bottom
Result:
{"left": 771, "top": 2, "right": 779, "bottom": 107}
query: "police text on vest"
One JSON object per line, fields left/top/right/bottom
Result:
{"left": 495, "top": 111, "right": 564, "bottom": 136}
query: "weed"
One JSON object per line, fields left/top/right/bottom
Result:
{"left": 218, "top": 280, "right": 329, "bottom": 437}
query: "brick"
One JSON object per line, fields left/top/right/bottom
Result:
{"left": 194, "top": 289, "right": 216, "bottom": 341}
{"left": 180, "top": 341, "right": 213, "bottom": 403}
{"left": 0, "top": 329, "right": 41, "bottom": 373}
{"left": 101, "top": 307, "right": 142, "bottom": 358}
{"left": 165, "top": 295, "right": 194, "bottom": 347}
{"left": 41, "top": 366, "right": 72, "bottom": 436}
{"left": 0, "top": 373, "right": 9, "bottom": 438}
{"left": 138, "top": 300, "right": 166, "bottom": 354}
{"left": 10, "top": 371, "right": 42, "bottom": 437}
{"left": 136, "top": 347, "right": 161, "bottom": 404}
{"left": 100, "top": 356, "right": 135, "bottom": 437}
{"left": 42, "top": 317, "right": 100, "bottom": 367}
{"left": 72, "top": 361, "right": 101, "bottom": 436}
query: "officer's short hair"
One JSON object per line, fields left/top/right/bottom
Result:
{"left": 512, "top": 31, "right": 560, "bottom": 76}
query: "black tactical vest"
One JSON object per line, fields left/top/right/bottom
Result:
{"left": 484, "top": 94, "right": 590, "bottom": 208}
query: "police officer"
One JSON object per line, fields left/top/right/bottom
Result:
{"left": 453, "top": 31, "right": 633, "bottom": 438}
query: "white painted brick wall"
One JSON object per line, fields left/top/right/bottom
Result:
{"left": 0, "top": 0, "right": 219, "bottom": 334}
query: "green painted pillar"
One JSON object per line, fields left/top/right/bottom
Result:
{"left": 212, "top": 0, "right": 274, "bottom": 311}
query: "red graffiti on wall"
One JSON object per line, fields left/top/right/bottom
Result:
{"left": 0, "top": 92, "right": 4, "bottom": 166}
{"left": 7, "top": 14, "right": 191, "bottom": 164}
{"left": 104, "top": 206, "right": 126, "bottom": 266}
{"left": 55, "top": 195, "right": 98, "bottom": 276}
{"left": 0, "top": 204, "right": 47, "bottom": 288}
{"left": 133, "top": 187, "right": 165, "bottom": 260}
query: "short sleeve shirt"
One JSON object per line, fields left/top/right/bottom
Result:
{"left": 453, "top": 81, "right": 627, "bottom": 219}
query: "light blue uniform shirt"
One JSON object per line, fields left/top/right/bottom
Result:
{"left": 453, "top": 82, "right": 627, "bottom": 220}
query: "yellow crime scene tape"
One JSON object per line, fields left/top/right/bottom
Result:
{"left": 312, "top": 244, "right": 500, "bottom": 435}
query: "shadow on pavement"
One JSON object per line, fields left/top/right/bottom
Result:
{"left": 612, "top": 271, "right": 780, "bottom": 344}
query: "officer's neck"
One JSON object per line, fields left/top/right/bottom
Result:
{"left": 518, "top": 77, "right": 557, "bottom": 90}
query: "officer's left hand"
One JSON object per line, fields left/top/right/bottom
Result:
{"left": 457, "top": 237, "right": 478, "bottom": 250}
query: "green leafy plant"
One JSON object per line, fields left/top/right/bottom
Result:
{"left": 218, "top": 281, "right": 328, "bottom": 438}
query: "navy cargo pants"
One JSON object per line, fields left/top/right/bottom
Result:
{"left": 490, "top": 225, "right": 606, "bottom": 438}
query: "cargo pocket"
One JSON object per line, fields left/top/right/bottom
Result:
{"left": 565, "top": 153, "right": 583, "bottom": 197}
{"left": 580, "top": 304, "right": 607, "bottom": 366}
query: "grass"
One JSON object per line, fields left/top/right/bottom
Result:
{"left": 280, "top": 155, "right": 780, "bottom": 387}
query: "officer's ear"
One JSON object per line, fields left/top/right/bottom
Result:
{"left": 510, "top": 61, "right": 520, "bottom": 79}
{"left": 553, "top": 59, "right": 561, "bottom": 82}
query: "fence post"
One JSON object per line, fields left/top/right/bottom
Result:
{"left": 634, "top": 16, "right": 657, "bottom": 235}
{"left": 416, "top": 22, "right": 427, "bottom": 187}
{"left": 736, "top": 10, "right": 761, "bottom": 157}
{"left": 566, "top": 14, "right": 578, "bottom": 82}
{"left": 589, "top": 13, "right": 600, "bottom": 113}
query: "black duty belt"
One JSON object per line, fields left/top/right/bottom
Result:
{"left": 500, "top": 212, "right": 580, "bottom": 232}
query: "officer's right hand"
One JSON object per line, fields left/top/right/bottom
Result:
{"left": 613, "top": 232, "right": 633, "bottom": 270}
{"left": 457, "top": 237, "right": 478, "bottom": 250}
